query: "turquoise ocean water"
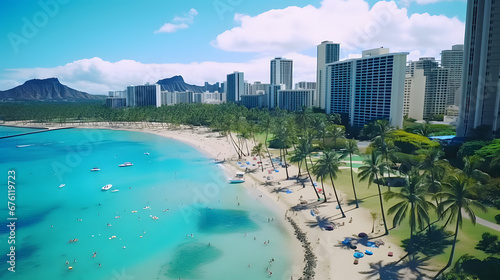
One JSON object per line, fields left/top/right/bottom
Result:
{"left": 0, "top": 127, "right": 293, "bottom": 279}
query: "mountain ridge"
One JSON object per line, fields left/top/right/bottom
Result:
{"left": 0, "top": 78, "right": 101, "bottom": 101}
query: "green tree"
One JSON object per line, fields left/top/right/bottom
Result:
{"left": 292, "top": 139, "right": 320, "bottom": 199}
{"left": 434, "top": 175, "right": 487, "bottom": 279}
{"left": 475, "top": 232, "right": 500, "bottom": 256}
{"left": 384, "top": 170, "right": 435, "bottom": 252}
{"left": 358, "top": 151, "right": 389, "bottom": 235}
{"left": 343, "top": 139, "right": 360, "bottom": 208}
{"left": 251, "top": 143, "right": 265, "bottom": 172}
{"left": 312, "top": 149, "right": 346, "bottom": 217}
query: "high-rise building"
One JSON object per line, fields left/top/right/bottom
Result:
{"left": 326, "top": 48, "right": 407, "bottom": 128}
{"left": 241, "top": 91, "right": 268, "bottom": 109}
{"left": 457, "top": 0, "right": 500, "bottom": 137}
{"left": 407, "top": 58, "right": 449, "bottom": 119}
{"left": 270, "top": 57, "right": 293, "bottom": 90}
{"left": 316, "top": 41, "right": 340, "bottom": 109}
{"left": 268, "top": 84, "right": 284, "bottom": 108}
{"left": 226, "top": 71, "right": 244, "bottom": 103}
{"left": 441, "top": 44, "right": 464, "bottom": 106}
{"left": 295, "top": 81, "right": 316, "bottom": 90}
{"left": 404, "top": 69, "right": 426, "bottom": 121}
{"left": 126, "top": 84, "right": 162, "bottom": 107}
{"left": 277, "top": 89, "right": 314, "bottom": 112}
{"left": 248, "top": 81, "right": 270, "bottom": 95}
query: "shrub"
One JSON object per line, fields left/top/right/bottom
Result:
{"left": 457, "top": 140, "right": 491, "bottom": 159}
{"left": 388, "top": 130, "right": 439, "bottom": 154}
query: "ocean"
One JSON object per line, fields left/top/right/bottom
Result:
{"left": 0, "top": 126, "right": 294, "bottom": 280}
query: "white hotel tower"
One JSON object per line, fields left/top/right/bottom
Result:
{"left": 326, "top": 48, "right": 407, "bottom": 128}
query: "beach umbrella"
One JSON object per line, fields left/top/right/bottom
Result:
{"left": 353, "top": 252, "right": 364, "bottom": 258}
{"left": 358, "top": 232, "right": 367, "bottom": 238}
{"left": 365, "top": 250, "right": 373, "bottom": 255}
{"left": 285, "top": 189, "right": 292, "bottom": 194}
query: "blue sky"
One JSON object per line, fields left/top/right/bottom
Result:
{"left": 0, "top": 0, "right": 467, "bottom": 94}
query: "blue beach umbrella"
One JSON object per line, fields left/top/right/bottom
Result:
{"left": 353, "top": 252, "right": 364, "bottom": 258}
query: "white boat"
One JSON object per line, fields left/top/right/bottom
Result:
{"left": 229, "top": 172, "right": 245, "bottom": 184}
{"left": 90, "top": 167, "right": 100, "bottom": 172}
{"left": 16, "top": 144, "right": 31, "bottom": 148}
{"left": 58, "top": 184, "right": 66, "bottom": 188}
{"left": 118, "top": 162, "right": 133, "bottom": 167}
{"left": 144, "top": 152, "right": 150, "bottom": 155}
{"left": 102, "top": 184, "right": 112, "bottom": 191}
{"left": 111, "top": 189, "right": 119, "bottom": 192}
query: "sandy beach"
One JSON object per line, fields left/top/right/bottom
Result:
{"left": 4, "top": 121, "right": 424, "bottom": 279}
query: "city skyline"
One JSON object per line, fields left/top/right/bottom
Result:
{"left": 0, "top": 0, "right": 467, "bottom": 94}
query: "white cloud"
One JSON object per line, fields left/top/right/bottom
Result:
{"left": 155, "top": 8, "right": 198, "bottom": 33}
{"left": 1, "top": 54, "right": 317, "bottom": 95}
{"left": 400, "top": 0, "right": 459, "bottom": 6}
{"left": 212, "top": 0, "right": 464, "bottom": 59}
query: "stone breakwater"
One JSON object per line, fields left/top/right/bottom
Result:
{"left": 287, "top": 217, "right": 317, "bottom": 280}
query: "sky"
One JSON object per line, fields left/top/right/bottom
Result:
{"left": 0, "top": 0, "right": 467, "bottom": 95}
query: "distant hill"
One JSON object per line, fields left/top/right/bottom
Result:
{"left": 156, "top": 76, "right": 206, "bottom": 93}
{"left": 0, "top": 78, "right": 102, "bottom": 101}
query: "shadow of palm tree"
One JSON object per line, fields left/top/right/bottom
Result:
{"left": 270, "top": 187, "right": 291, "bottom": 194}
{"left": 290, "top": 200, "right": 328, "bottom": 212}
{"left": 360, "top": 255, "right": 434, "bottom": 280}
{"left": 401, "top": 226, "right": 454, "bottom": 257}
{"left": 261, "top": 181, "right": 275, "bottom": 187}
{"left": 347, "top": 199, "right": 365, "bottom": 206}
{"left": 400, "top": 255, "right": 435, "bottom": 278}
{"left": 359, "top": 260, "right": 403, "bottom": 280}
{"left": 305, "top": 215, "right": 335, "bottom": 229}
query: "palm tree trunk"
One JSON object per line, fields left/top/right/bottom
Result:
{"left": 329, "top": 171, "right": 345, "bottom": 217}
{"left": 433, "top": 211, "right": 461, "bottom": 279}
{"left": 304, "top": 159, "right": 320, "bottom": 199}
{"left": 349, "top": 153, "right": 359, "bottom": 208}
{"left": 320, "top": 179, "right": 327, "bottom": 202}
{"left": 284, "top": 148, "right": 290, "bottom": 179}
{"left": 375, "top": 173, "right": 389, "bottom": 235}
{"left": 264, "top": 127, "right": 275, "bottom": 170}
{"left": 259, "top": 154, "right": 264, "bottom": 172}
{"left": 228, "top": 132, "right": 243, "bottom": 158}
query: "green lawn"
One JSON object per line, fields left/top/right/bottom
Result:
{"left": 319, "top": 169, "right": 500, "bottom": 273}
{"left": 471, "top": 204, "right": 500, "bottom": 224}
{"left": 254, "top": 138, "right": 499, "bottom": 274}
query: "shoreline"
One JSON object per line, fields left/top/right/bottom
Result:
{"left": 3, "top": 121, "right": 421, "bottom": 279}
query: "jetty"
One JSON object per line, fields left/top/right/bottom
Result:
{"left": 0, "top": 126, "right": 74, "bottom": 139}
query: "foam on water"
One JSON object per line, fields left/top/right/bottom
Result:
{"left": 0, "top": 127, "right": 293, "bottom": 280}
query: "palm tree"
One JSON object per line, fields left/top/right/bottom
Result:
{"left": 358, "top": 151, "right": 389, "bottom": 235}
{"left": 372, "top": 120, "right": 395, "bottom": 182}
{"left": 293, "top": 139, "right": 320, "bottom": 200}
{"left": 462, "top": 155, "right": 490, "bottom": 183}
{"left": 433, "top": 175, "right": 487, "bottom": 279}
{"left": 343, "top": 139, "right": 360, "bottom": 208}
{"left": 326, "top": 124, "right": 345, "bottom": 149}
{"left": 370, "top": 211, "right": 377, "bottom": 233}
{"left": 384, "top": 170, "right": 435, "bottom": 252}
{"left": 313, "top": 149, "right": 346, "bottom": 217}
{"left": 251, "top": 143, "right": 265, "bottom": 172}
